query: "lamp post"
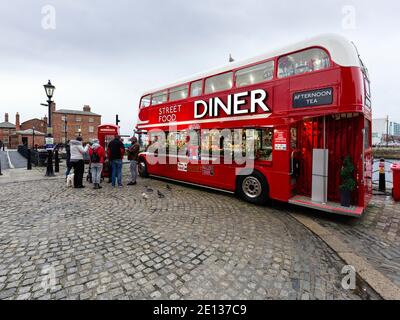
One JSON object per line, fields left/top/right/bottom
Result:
{"left": 44, "top": 80, "right": 56, "bottom": 177}
{"left": 78, "top": 128, "right": 82, "bottom": 137}
{"left": 32, "top": 126, "right": 36, "bottom": 149}
{"left": 64, "top": 115, "right": 68, "bottom": 145}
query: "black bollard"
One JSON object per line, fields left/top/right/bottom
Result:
{"left": 55, "top": 149, "right": 60, "bottom": 173}
{"left": 379, "top": 158, "right": 386, "bottom": 193}
{"left": 27, "top": 148, "right": 32, "bottom": 170}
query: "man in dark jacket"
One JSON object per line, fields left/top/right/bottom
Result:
{"left": 127, "top": 136, "right": 140, "bottom": 186}
{"left": 65, "top": 141, "right": 72, "bottom": 179}
{"left": 107, "top": 135, "right": 125, "bottom": 187}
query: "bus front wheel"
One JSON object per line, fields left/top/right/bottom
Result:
{"left": 138, "top": 159, "right": 149, "bottom": 178}
{"left": 237, "top": 171, "right": 269, "bottom": 205}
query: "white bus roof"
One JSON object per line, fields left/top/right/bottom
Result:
{"left": 142, "top": 34, "right": 361, "bottom": 96}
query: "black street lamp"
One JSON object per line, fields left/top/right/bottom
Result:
{"left": 64, "top": 115, "right": 68, "bottom": 145}
{"left": 32, "top": 126, "right": 36, "bottom": 149}
{"left": 44, "top": 80, "right": 56, "bottom": 177}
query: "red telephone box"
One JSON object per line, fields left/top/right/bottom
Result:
{"left": 98, "top": 124, "right": 120, "bottom": 150}
{"left": 98, "top": 124, "right": 120, "bottom": 178}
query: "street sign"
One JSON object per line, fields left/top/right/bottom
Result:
{"left": 45, "top": 137, "right": 54, "bottom": 151}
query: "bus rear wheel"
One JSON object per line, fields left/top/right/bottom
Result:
{"left": 237, "top": 171, "right": 269, "bottom": 205}
{"left": 138, "top": 159, "right": 149, "bottom": 178}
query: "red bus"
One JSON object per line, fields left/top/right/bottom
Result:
{"left": 135, "top": 34, "right": 372, "bottom": 217}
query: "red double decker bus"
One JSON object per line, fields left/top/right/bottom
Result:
{"left": 135, "top": 34, "right": 372, "bottom": 217}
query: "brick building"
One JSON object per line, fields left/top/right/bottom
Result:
{"left": 0, "top": 104, "right": 101, "bottom": 148}
{"left": 20, "top": 118, "right": 48, "bottom": 134}
{"left": 0, "top": 113, "right": 16, "bottom": 148}
{"left": 51, "top": 104, "right": 101, "bottom": 144}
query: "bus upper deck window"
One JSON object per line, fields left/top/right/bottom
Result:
{"left": 205, "top": 72, "right": 233, "bottom": 94}
{"left": 278, "top": 48, "right": 330, "bottom": 78}
{"left": 152, "top": 91, "right": 168, "bottom": 105}
{"left": 140, "top": 95, "right": 151, "bottom": 108}
{"left": 170, "top": 84, "right": 189, "bottom": 102}
{"left": 236, "top": 61, "right": 274, "bottom": 88}
{"left": 190, "top": 80, "right": 203, "bottom": 97}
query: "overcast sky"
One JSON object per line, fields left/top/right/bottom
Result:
{"left": 0, "top": 0, "right": 399, "bottom": 135}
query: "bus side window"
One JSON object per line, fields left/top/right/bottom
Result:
{"left": 170, "top": 85, "right": 189, "bottom": 102}
{"left": 152, "top": 91, "right": 168, "bottom": 105}
{"left": 236, "top": 61, "right": 274, "bottom": 88}
{"left": 140, "top": 95, "right": 151, "bottom": 108}
{"left": 191, "top": 80, "right": 203, "bottom": 97}
{"left": 205, "top": 72, "right": 233, "bottom": 94}
{"left": 278, "top": 48, "right": 330, "bottom": 78}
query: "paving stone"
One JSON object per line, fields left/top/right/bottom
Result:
{"left": 0, "top": 170, "right": 383, "bottom": 300}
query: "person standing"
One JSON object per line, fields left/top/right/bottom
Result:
{"left": 65, "top": 141, "right": 73, "bottom": 179}
{"left": 89, "top": 139, "right": 105, "bottom": 190}
{"left": 107, "top": 135, "right": 125, "bottom": 188}
{"left": 127, "top": 136, "right": 140, "bottom": 186}
{"left": 70, "top": 137, "right": 89, "bottom": 188}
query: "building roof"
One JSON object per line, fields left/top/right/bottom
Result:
{"left": 0, "top": 122, "right": 16, "bottom": 129}
{"left": 21, "top": 118, "right": 47, "bottom": 125}
{"left": 142, "top": 33, "right": 362, "bottom": 96}
{"left": 16, "top": 129, "right": 46, "bottom": 136}
{"left": 54, "top": 109, "right": 101, "bottom": 116}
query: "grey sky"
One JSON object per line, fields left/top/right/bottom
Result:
{"left": 0, "top": 0, "right": 399, "bottom": 135}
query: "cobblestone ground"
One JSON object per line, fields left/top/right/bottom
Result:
{"left": 0, "top": 168, "right": 379, "bottom": 300}
{"left": 293, "top": 195, "right": 400, "bottom": 288}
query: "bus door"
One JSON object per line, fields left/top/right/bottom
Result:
{"left": 295, "top": 118, "right": 325, "bottom": 201}
{"left": 295, "top": 115, "right": 365, "bottom": 206}
{"left": 289, "top": 126, "right": 301, "bottom": 196}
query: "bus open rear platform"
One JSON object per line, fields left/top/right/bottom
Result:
{"left": 289, "top": 195, "right": 364, "bottom": 217}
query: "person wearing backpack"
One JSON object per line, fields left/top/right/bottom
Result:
{"left": 89, "top": 139, "right": 105, "bottom": 190}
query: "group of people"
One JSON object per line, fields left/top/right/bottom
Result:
{"left": 65, "top": 135, "right": 140, "bottom": 189}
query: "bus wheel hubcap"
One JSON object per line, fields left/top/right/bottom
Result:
{"left": 242, "top": 177, "right": 262, "bottom": 198}
{"left": 139, "top": 162, "right": 146, "bottom": 172}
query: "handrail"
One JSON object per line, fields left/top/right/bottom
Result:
{"left": 290, "top": 150, "right": 299, "bottom": 176}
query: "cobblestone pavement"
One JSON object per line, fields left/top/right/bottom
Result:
{"left": 0, "top": 168, "right": 380, "bottom": 300}
{"left": 286, "top": 196, "right": 400, "bottom": 288}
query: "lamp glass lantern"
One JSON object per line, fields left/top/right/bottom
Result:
{"left": 44, "top": 80, "right": 55, "bottom": 99}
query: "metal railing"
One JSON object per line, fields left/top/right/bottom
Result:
{"left": 18, "top": 145, "right": 49, "bottom": 167}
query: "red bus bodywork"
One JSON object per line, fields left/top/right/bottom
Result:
{"left": 135, "top": 35, "right": 372, "bottom": 217}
